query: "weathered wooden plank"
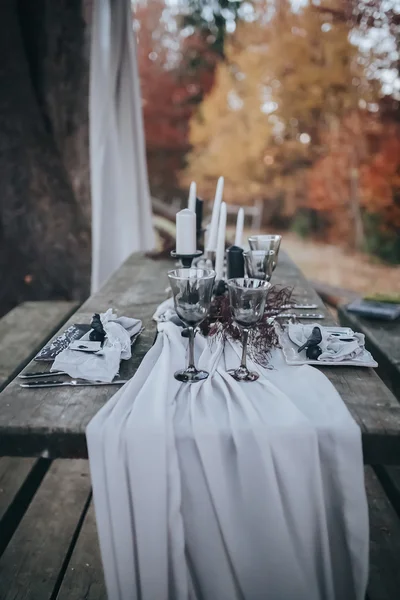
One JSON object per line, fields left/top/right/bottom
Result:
{"left": 365, "top": 466, "right": 400, "bottom": 600}
{"left": 0, "top": 457, "right": 51, "bottom": 557}
{"left": 374, "top": 465, "right": 400, "bottom": 516}
{"left": 57, "top": 501, "right": 106, "bottom": 600}
{"left": 0, "top": 457, "right": 36, "bottom": 522}
{"left": 0, "top": 459, "right": 91, "bottom": 600}
{"left": 0, "top": 252, "right": 399, "bottom": 462}
{"left": 0, "top": 301, "right": 78, "bottom": 391}
{"left": 339, "top": 305, "right": 400, "bottom": 401}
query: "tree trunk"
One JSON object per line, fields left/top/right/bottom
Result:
{"left": 349, "top": 167, "right": 365, "bottom": 251}
{"left": 0, "top": 0, "right": 91, "bottom": 317}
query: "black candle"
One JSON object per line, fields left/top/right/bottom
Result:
{"left": 195, "top": 197, "right": 203, "bottom": 234}
{"left": 227, "top": 245, "right": 245, "bottom": 279}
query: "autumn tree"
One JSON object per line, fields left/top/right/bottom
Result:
{"left": 183, "top": 0, "right": 375, "bottom": 221}
{"left": 0, "top": 0, "right": 92, "bottom": 317}
{"left": 135, "top": 0, "right": 220, "bottom": 202}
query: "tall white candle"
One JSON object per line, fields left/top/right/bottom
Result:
{"left": 215, "top": 202, "right": 227, "bottom": 279}
{"left": 188, "top": 181, "right": 196, "bottom": 214}
{"left": 206, "top": 176, "right": 224, "bottom": 253}
{"left": 176, "top": 209, "right": 196, "bottom": 255}
{"left": 234, "top": 207, "right": 244, "bottom": 247}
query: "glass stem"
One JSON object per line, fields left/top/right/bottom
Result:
{"left": 188, "top": 327, "right": 196, "bottom": 370}
{"left": 240, "top": 328, "right": 249, "bottom": 370}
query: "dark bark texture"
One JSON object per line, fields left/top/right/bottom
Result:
{"left": 0, "top": 0, "right": 91, "bottom": 317}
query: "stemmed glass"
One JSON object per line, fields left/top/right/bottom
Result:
{"left": 227, "top": 278, "right": 271, "bottom": 382}
{"left": 244, "top": 250, "right": 276, "bottom": 282}
{"left": 248, "top": 234, "right": 282, "bottom": 272}
{"left": 168, "top": 268, "right": 216, "bottom": 382}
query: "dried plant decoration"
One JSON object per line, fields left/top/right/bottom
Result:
{"left": 200, "top": 285, "right": 293, "bottom": 367}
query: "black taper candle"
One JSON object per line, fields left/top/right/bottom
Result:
{"left": 195, "top": 197, "right": 203, "bottom": 233}
{"left": 226, "top": 245, "right": 245, "bottom": 279}
{"left": 195, "top": 197, "right": 204, "bottom": 249}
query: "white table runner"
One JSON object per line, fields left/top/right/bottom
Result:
{"left": 87, "top": 322, "right": 368, "bottom": 600}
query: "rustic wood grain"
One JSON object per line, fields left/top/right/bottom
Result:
{"left": 0, "top": 254, "right": 169, "bottom": 458}
{"left": 338, "top": 305, "right": 400, "bottom": 401}
{"left": 0, "top": 301, "right": 77, "bottom": 391}
{"left": 57, "top": 501, "right": 106, "bottom": 600}
{"left": 0, "top": 459, "right": 90, "bottom": 600}
{"left": 0, "top": 457, "right": 36, "bottom": 522}
{"left": 365, "top": 467, "right": 400, "bottom": 600}
{"left": 0, "top": 252, "right": 399, "bottom": 462}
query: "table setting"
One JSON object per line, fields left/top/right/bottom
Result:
{"left": 14, "top": 177, "right": 376, "bottom": 598}
{"left": 82, "top": 177, "right": 375, "bottom": 600}
{"left": 17, "top": 310, "right": 143, "bottom": 389}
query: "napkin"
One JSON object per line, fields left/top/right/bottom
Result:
{"left": 152, "top": 297, "right": 176, "bottom": 322}
{"left": 51, "top": 309, "right": 142, "bottom": 382}
{"left": 288, "top": 322, "right": 373, "bottom": 363}
{"left": 87, "top": 320, "right": 368, "bottom": 600}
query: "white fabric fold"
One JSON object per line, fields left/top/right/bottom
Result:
{"left": 52, "top": 309, "right": 142, "bottom": 382}
{"left": 87, "top": 322, "right": 368, "bottom": 600}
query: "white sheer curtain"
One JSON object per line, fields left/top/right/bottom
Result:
{"left": 90, "top": 0, "right": 155, "bottom": 293}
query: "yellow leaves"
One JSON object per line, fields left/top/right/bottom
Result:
{"left": 181, "top": 0, "right": 381, "bottom": 226}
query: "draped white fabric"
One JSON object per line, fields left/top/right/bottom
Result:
{"left": 87, "top": 323, "right": 369, "bottom": 600}
{"left": 89, "top": 0, "right": 155, "bottom": 292}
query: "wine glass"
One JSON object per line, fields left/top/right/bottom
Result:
{"left": 168, "top": 268, "right": 216, "bottom": 382}
{"left": 248, "top": 235, "right": 282, "bottom": 271}
{"left": 244, "top": 250, "right": 275, "bottom": 282}
{"left": 227, "top": 278, "right": 271, "bottom": 382}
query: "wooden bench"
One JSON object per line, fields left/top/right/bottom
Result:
{"left": 0, "top": 301, "right": 78, "bottom": 557}
{"left": 0, "top": 301, "right": 99, "bottom": 600}
{"left": 0, "top": 264, "right": 400, "bottom": 598}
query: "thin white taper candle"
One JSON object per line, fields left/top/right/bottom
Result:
{"left": 234, "top": 207, "right": 244, "bottom": 247}
{"left": 215, "top": 202, "right": 227, "bottom": 279}
{"left": 206, "top": 176, "right": 224, "bottom": 253}
{"left": 188, "top": 181, "right": 196, "bottom": 214}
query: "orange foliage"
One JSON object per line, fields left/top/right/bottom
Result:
{"left": 308, "top": 111, "right": 400, "bottom": 244}
{"left": 360, "top": 127, "right": 400, "bottom": 229}
{"left": 135, "top": 0, "right": 218, "bottom": 198}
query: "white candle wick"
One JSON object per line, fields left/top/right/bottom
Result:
{"left": 206, "top": 176, "right": 224, "bottom": 253}
{"left": 215, "top": 202, "right": 227, "bottom": 280}
{"left": 188, "top": 181, "right": 196, "bottom": 214}
{"left": 234, "top": 207, "right": 244, "bottom": 248}
{"left": 176, "top": 209, "right": 196, "bottom": 255}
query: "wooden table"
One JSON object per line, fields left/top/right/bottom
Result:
{"left": 1, "top": 251, "right": 400, "bottom": 464}
{"left": 339, "top": 304, "right": 400, "bottom": 402}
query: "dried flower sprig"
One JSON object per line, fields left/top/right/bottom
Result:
{"left": 200, "top": 285, "right": 293, "bottom": 367}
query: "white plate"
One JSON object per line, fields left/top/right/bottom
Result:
{"left": 278, "top": 325, "right": 378, "bottom": 368}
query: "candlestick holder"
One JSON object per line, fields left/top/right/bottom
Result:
{"left": 170, "top": 250, "right": 203, "bottom": 268}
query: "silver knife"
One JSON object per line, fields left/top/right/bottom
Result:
{"left": 19, "top": 370, "right": 65, "bottom": 379}
{"left": 280, "top": 304, "right": 318, "bottom": 310}
{"left": 276, "top": 312, "right": 325, "bottom": 319}
{"left": 20, "top": 379, "right": 129, "bottom": 389}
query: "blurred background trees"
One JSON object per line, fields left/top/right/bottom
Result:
{"left": 136, "top": 0, "right": 400, "bottom": 262}
{"left": 1, "top": 0, "right": 399, "bottom": 316}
